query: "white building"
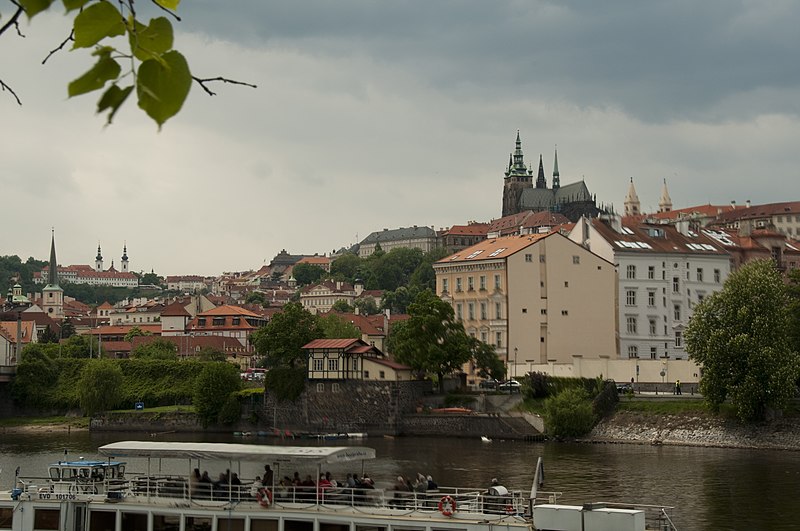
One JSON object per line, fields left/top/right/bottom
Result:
{"left": 570, "top": 216, "right": 731, "bottom": 360}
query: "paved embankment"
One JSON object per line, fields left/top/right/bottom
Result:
{"left": 589, "top": 410, "right": 800, "bottom": 451}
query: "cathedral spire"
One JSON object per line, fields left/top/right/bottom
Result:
{"left": 121, "top": 243, "right": 129, "bottom": 273}
{"left": 48, "top": 229, "right": 59, "bottom": 287}
{"left": 552, "top": 147, "right": 560, "bottom": 190}
{"left": 624, "top": 177, "right": 641, "bottom": 217}
{"left": 535, "top": 154, "right": 547, "bottom": 189}
{"left": 658, "top": 178, "right": 673, "bottom": 213}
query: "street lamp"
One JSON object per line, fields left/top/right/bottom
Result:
{"left": 513, "top": 347, "right": 518, "bottom": 381}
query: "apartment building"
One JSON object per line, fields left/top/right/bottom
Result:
{"left": 434, "top": 232, "right": 617, "bottom": 384}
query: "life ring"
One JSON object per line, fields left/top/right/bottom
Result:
{"left": 256, "top": 488, "right": 272, "bottom": 508}
{"left": 505, "top": 504, "right": 515, "bottom": 514}
{"left": 438, "top": 495, "right": 456, "bottom": 517}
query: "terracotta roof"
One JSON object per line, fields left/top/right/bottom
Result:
{"left": 197, "top": 305, "right": 261, "bottom": 318}
{"left": 0, "top": 321, "right": 35, "bottom": 344}
{"left": 161, "top": 301, "right": 192, "bottom": 317}
{"left": 646, "top": 203, "right": 740, "bottom": 221}
{"left": 368, "top": 357, "right": 412, "bottom": 370}
{"left": 97, "top": 301, "right": 114, "bottom": 309}
{"left": 521, "top": 211, "right": 571, "bottom": 229}
{"left": 304, "top": 338, "right": 364, "bottom": 349}
{"left": 591, "top": 219, "right": 729, "bottom": 255}
{"left": 101, "top": 341, "right": 132, "bottom": 353}
{"left": 712, "top": 201, "right": 800, "bottom": 224}
{"left": 442, "top": 223, "right": 490, "bottom": 236}
{"left": 90, "top": 324, "right": 162, "bottom": 336}
{"left": 132, "top": 334, "right": 249, "bottom": 354}
{"left": 437, "top": 233, "right": 550, "bottom": 264}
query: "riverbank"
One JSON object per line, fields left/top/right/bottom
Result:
{"left": 589, "top": 410, "right": 800, "bottom": 451}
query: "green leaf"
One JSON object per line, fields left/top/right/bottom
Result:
{"left": 19, "top": 0, "right": 56, "bottom": 18}
{"left": 97, "top": 85, "right": 133, "bottom": 125}
{"left": 129, "top": 17, "right": 174, "bottom": 62}
{"left": 62, "top": 0, "right": 91, "bottom": 12}
{"left": 68, "top": 50, "right": 121, "bottom": 97}
{"left": 136, "top": 50, "right": 191, "bottom": 127}
{"left": 154, "top": 0, "right": 180, "bottom": 10}
{"left": 72, "top": 1, "right": 125, "bottom": 49}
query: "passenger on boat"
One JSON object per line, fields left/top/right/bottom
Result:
{"left": 412, "top": 473, "right": 427, "bottom": 493}
{"left": 483, "top": 478, "right": 510, "bottom": 514}
{"left": 299, "top": 474, "right": 315, "bottom": 501}
{"left": 324, "top": 471, "right": 337, "bottom": 487}
{"left": 190, "top": 468, "right": 202, "bottom": 498}
{"left": 317, "top": 473, "right": 333, "bottom": 499}
{"left": 250, "top": 476, "right": 263, "bottom": 498}
{"left": 231, "top": 473, "right": 242, "bottom": 486}
{"left": 346, "top": 473, "right": 357, "bottom": 488}
{"left": 393, "top": 475, "right": 409, "bottom": 492}
{"left": 292, "top": 471, "right": 301, "bottom": 486}
{"left": 426, "top": 475, "right": 438, "bottom": 490}
{"left": 264, "top": 465, "right": 274, "bottom": 487}
{"left": 360, "top": 473, "right": 374, "bottom": 488}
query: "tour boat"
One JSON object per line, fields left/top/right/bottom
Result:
{"left": 0, "top": 441, "right": 677, "bottom": 531}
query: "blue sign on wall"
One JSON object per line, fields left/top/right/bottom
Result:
{"left": 134, "top": 402, "right": 144, "bottom": 410}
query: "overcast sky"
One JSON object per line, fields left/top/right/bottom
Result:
{"left": 2, "top": 1, "right": 799, "bottom": 276}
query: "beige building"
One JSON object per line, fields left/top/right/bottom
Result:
{"left": 434, "top": 232, "right": 617, "bottom": 385}
{"left": 358, "top": 226, "right": 438, "bottom": 257}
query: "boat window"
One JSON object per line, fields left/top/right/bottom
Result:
{"left": 121, "top": 512, "right": 147, "bottom": 530}
{"left": 0, "top": 507, "right": 13, "bottom": 530}
{"left": 88, "top": 511, "right": 115, "bottom": 531}
{"left": 284, "top": 520, "right": 313, "bottom": 531}
{"left": 217, "top": 517, "right": 245, "bottom": 531}
{"left": 321, "top": 523, "right": 349, "bottom": 531}
{"left": 185, "top": 515, "right": 212, "bottom": 531}
{"left": 153, "top": 514, "right": 181, "bottom": 531}
{"left": 33, "top": 508, "right": 60, "bottom": 530}
{"left": 250, "top": 519, "right": 279, "bottom": 531}
{"left": 48, "top": 468, "right": 60, "bottom": 480}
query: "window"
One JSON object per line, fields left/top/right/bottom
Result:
{"left": 313, "top": 359, "right": 323, "bottom": 371}
{"left": 696, "top": 268, "right": 703, "bottom": 282}
{"left": 316, "top": 383, "right": 325, "bottom": 392}
{"left": 675, "top": 331, "right": 683, "bottom": 348}
{"left": 363, "top": 370, "right": 370, "bottom": 378}
{"left": 468, "top": 303, "right": 475, "bottom": 320}
{"left": 197, "top": 318, "right": 206, "bottom": 326}
{"left": 714, "top": 269, "right": 721, "bottom": 283}
{"left": 650, "top": 347, "right": 657, "bottom": 359}
{"left": 648, "top": 266, "right": 655, "bottom": 279}
{"left": 494, "top": 274, "right": 501, "bottom": 289}
{"left": 327, "top": 359, "right": 338, "bottom": 371}
{"left": 480, "top": 302, "right": 487, "bottom": 320}
{"left": 673, "top": 277, "right": 680, "bottom": 293}
{"left": 573, "top": 255, "right": 580, "bottom": 264}
{"left": 541, "top": 309, "right": 547, "bottom": 315}
{"left": 539, "top": 254, "right": 546, "bottom": 263}
{"left": 496, "top": 332, "right": 502, "bottom": 348}
{"left": 626, "top": 264, "right": 636, "bottom": 279}
{"left": 232, "top": 317, "right": 240, "bottom": 325}
{"left": 481, "top": 331, "right": 487, "bottom": 342}
{"left": 649, "top": 319, "right": 656, "bottom": 335}
{"left": 674, "top": 305, "right": 681, "bottom": 321}
{"left": 564, "top": 281, "right": 569, "bottom": 287}
{"left": 468, "top": 277, "right": 474, "bottom": 291}
{"left": 456, "top": 278, "right": 462, "bottom": 292}
{"left": 442, "top": 278, "right": 449, "bottom": 292}
{"left": 561, "top": 310, "right": 569, "bottom": 316}
{"left": 479, "top": 275, "right": 486, "bottom": 290}
{"left": 332, "top": 383, "right": 340, "bottom": 393}
{"left": 648, "top": 290, "right": 656, "bottom": 307}
{"left": 628, "top": 345, "right": 638, "bottom": 358}
{"left": 379, "top": 371, "right": 386, "bottom": 379}
{"left": 456, "top": 303, "right": 462, "bottom": 319}
{"left": 626, "top": 316, "right": 637, "bottom": 334}
{"left": 496, "top": 303, "right": 501, "bottom": 319}
{"left": 525, "top": 253, "right": 533, "bottom": 262}
{"left": 626, "top": 290, "right": 636, "bottom": 306}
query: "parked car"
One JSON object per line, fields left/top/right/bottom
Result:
{"left": 497, "top": 379, "right": 521, "bottom": 392}
{"left": 479, "top": 378, "right": 498, "bottom": 389}
{"left": 616, "top": 382, "right": 633, "bottom": 394}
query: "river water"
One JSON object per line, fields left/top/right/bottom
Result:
{"left": 1, "top": 430, "right": 799, "bottom": 531}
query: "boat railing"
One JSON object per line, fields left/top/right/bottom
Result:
{"left": 579, "top": 502, "right": 677, "bottom": 531}
{"left": 16, "top": 473, "right": 533, "bottom": 517}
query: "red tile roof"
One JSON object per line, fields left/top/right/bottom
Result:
{"left": 304, "top": 338, "right": 364, "bottom": 349}
{"left": 198, "top": 305, "right": 261, "bottom": 318}
{"left": 438, "top": 233, "right": 550, "bottom": 264}
{"left": 161, "top": 301, "right": 192, "bottom": 317}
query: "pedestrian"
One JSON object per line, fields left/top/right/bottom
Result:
{"left": 675, "top": 380, "right": 682, "bottom": 395}
{"left": 264, "top": 465, "right": 274, "bottom": 487}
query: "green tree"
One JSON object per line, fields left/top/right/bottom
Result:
{"left": 249, "top": 302, "right": 323, "bottom": 369}
{"left": 78, "top": 359, "right": 123, "bottom": 415}
{"left": 198, "top": 346, "right": 227, "bottom": 362}
{"left": 246, "top": 291, "right": 268, "bottom": 307}
{"left": 12, "top": 347, "right": 57, "bottom": 407}
{"left": 132, "top": 338, "right": 178, "bottom": 360}
{"left": 2, "top": 1, "right": 254, "bottom": 127}
{"left": 471, "top": 339, "right": 506, "bottom": 380}
{"left": 409, "top": 247, "right": 451, "bottom": 291}
{"left": 543, "top": 388, "right": 596, "bottom": 438}
{"left": 787, "top": 269, "right": 800, "bottom": 357}
{"left": 330, "top": 253, "right": 361, "bottom": 282}
{"left": 353, "top": 297, "right": 380, "bottom": 316}
{"left": 292, "top": 263, "right": 326, "bottom": 286}
{"left": 319, "top": 314, "right": 361, "bottom": 339}
{"left": 331, "top": 299, "right": 353, "bottom": 313}
{"left": 381, "top": 285, "right": 419, "bottom": 314}
{"left": 124, "top": 326, "right": 151, "bottom": 342}
{"left": 39, "top": 325, "right": 60, "bottom": 344}
{"left": 685, "top": 259, "right": 800, "bottom": 422}
{"left": 387, "top": 289, "right": 472, "bottom": 391}
{"left": 60, "top": 318, "right": 76, "bottom": 339}
{"left": 139, "top": 271, "right": 164, "bottom": 287}
{"left": 192, "top": 362, "right": 242, "bottom": 426}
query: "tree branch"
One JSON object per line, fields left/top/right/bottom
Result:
{"left": 149, "top": 0, "right": 181, "bottom": 22}
{"left": 192, "top": 76, "right": 257, "bottom": 96}
{"left": 0, "top": 4, "right": 24, "bottom": 39}
{"left": 1, "top": 78, "right": 22, "bottom": 105}
{"left": 42, "top": 30, "right": 74, "bottom": 65}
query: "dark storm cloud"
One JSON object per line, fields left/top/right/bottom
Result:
{"left": 181, "top": 1, "right": 800, "bottom": 122}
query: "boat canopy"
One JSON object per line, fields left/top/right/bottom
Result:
{"left": 98, "top": 441, "right": 376, "bottom": 464}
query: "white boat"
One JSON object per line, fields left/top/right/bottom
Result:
{"left": 0, "top": 441, "right": 677, "bottom": 531}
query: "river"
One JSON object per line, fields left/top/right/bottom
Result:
{"left": 2, "top": 430, "right": 799, "bottom": 531}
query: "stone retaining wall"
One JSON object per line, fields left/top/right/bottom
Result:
{"left": 401, "top": 414, "right": 542, "bottom": 440}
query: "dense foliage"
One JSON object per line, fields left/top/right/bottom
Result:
{"left": 543, "top": 387, "right": 596, "bottom": 438}
{"left": 250, "top": 303, "right": 323, "bottom": 369}
{"left": 131, "top": 338, "right": 178, "bottom": 360}
{"left": 318, "top": 313, "right": 361, "bottom": 339}
{"left": 192, "top": 362, "right": 242, "bottom": 426}
{"left": 78, "top": 359, "right": 123, "bottom": 416}
{"left": 685, "top": 259, "right": 800, "bottom": 422}
{"left": 264, "top": 367, "right": 307, "bottom": 402}
{"left": 0, "top": 255, "right": 46, "bottom": 295}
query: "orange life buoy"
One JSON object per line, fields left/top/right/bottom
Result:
{"left": 438, "top": 495, "right": 456, "bottom": 516}
{"left": 505, "top": 504, "right": 515, "bottom": 514}
{"left": 256, "top": 488, "right": 272, "bottom": 508}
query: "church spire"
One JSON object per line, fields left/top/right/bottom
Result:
{"left": 552, "top": 147, "right": 560, "bottom": 190}
{"left": 48, "top": 229, "right": 59, "bottom": 287}
{"left": 121, "top": 243, "right": 129, "bottom": 273}
{"left": 624, "top": 177, "right": 641, "bottom": 217}
{"left": 658, "top": 178, "right": 673, "bottom": 213}
{"left": 95, "top": 242, "right": 103, "bottom": 272}
{"left": 535, "top": 154, "right": 547, "bottom": 189}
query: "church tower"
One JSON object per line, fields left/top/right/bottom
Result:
{"left": 535, "top": 155, "right": 547, "bottom": 189}
{"left": 95, "top": 243, "right": 103, "bottom": 272}
{"left": 42, "top": 230, "right": 64, "bottom": 320}
{"left": 624, "top": 178, "right": 641, "bottom": 217}
{"left": 552, "top": 148, "right": 560, "bottom": 190}
{"left": 658, "top": 178, "right": 673, "bottom": 213}
{"left": 121, "top": 243, "right": 129, "bottom": 273}
{"left": 502, "top": 130, "right": 533, "bottom": 217}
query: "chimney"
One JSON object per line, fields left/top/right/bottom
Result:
{"left": 731, "top": 200, "right": 736, "bottom": 208}
{"left": 746, "top": 200, "right": 751, "bottom": 208}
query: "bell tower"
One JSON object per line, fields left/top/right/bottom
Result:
{"left": 502, "top": 130, "right": 533, "bottom": 217}
{"left": 42, "top": 230, "right": 64, "bottom": 320}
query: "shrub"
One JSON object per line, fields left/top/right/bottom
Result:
{"left": 543, "top": 388, "right": 595, "bottom": 438}
{"left": 78, "top": 359, "right": 124, "bottom": 416}
{"left": 193, "top": 362, "right": 242, "bottom": 427}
